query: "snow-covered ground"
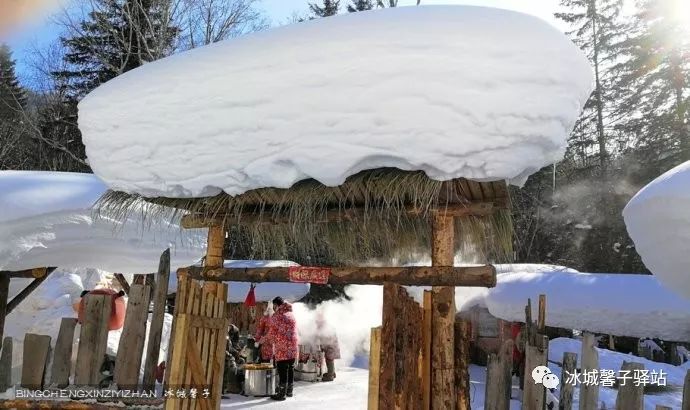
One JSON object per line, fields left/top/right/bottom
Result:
{"left": 79, "top": 5, "right": 592, "bottom": 198}
{"left": 0, "top": 171, "right": 206, "bottom": 272}
{"left": 167, "top": 260, "right": 309, "bottom": 303}
{"left": 624, "top": 160, "right": 690, "bottom": 300}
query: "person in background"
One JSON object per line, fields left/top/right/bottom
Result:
{"left": 260, "top": 296, "right": 298, "bottom": 401}
{"left": 315, "top": 312, "right": 341, "bottom": 382}
{"left": 254, "top": 302, "right": 274, "bottom": 363}
{"left": 224, "top": 324, "right": 245, "bottom": 394}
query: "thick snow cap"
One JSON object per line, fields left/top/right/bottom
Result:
{"left": 78, "top": 6, "right": 593, "bottom": 198}
{"left": 623, "top": 161, "right": 690, "bottom": 299}
{"left": 0, "top": 171, "right": 206, "bottom": 272}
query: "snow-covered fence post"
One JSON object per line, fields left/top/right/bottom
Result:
{"left": 614, "top": 362, "right": 644, "bottom": 410}
{"left": 682, "top": 369, "right": 690, "bottom": 410}
{"left": 560, "top": 352, "right": 577, "bottom": 410}
{"left": 484, "top": 340, "right": 513, "bottom": 410}
{"left": 579, "top": 332, "right": 599, "bottom": 410}
{"left": 522, "top": 335, "right": 548, "bottom": 410}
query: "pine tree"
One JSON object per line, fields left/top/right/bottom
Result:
{"left": 347, "top": 0, "right": 373, "bottom": 12}
{"left": 555, "top": 0, "right": 625, "bottom": 175}
{"left": 309, "top": 0, "right": 340, "bottom": 18}
{"left": 615, "top": 0, "right": 690, "bottom": 170}
{"left": 53, "top": 0, "right": 179, "bottom": 97}
{"left": 0, "top": 44, "right": 27, "bottom": 122}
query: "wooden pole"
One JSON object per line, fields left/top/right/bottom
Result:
{"left": 379, "top": 283, "right": 397, "bottom": 410}
{"left": 113, "top": 274, "right": 130, "bottom": 295}
{"left": 431, "top": 212, "right": 457, "bottom": 410}
{"left": 0, "top": 275, "right": 9, "bottom": 344}
{"left": 50, "top": 318, "right": 79, "bottom": 388}
{"left": 522, "top": 335, "right": 548, "bottom": 410}
{"left": 682, "top": 369, "right": 690, "bottom": 410}
{"left": 179, "top": 265, "right": 497, "bottom": 287}
{"left": 537, "top": 294, "right": 546, "bottom": 334}
{"left": 0, "top": 337, "right": 12, "bottom": 392}
{"left": 455, "top": 319, "right": 471, "bottom": 410}
{"left": 615, "top": 362, "right": 644, "bottom": 410}
{"left": 368, "top": 327, "right": 382, "bottom": 410}
{"left": 484, "top": 350, "right": 511, "bottom": 410}
{"left": 0, "top": 268, "right": 52, "bottom": 278}
{"left": 421, "top": 291, "right": 432, "bottom": 410}
{"left": 143, "top": 249, "right": 171, "bottom": 391}
{"left": 7, "top": 268, "right": 55, "bottom": 314}
{"left": 74, "top": 294, "right": 112, "bottom": 386}
{"left": 560, "top": 352, "right": 577, "bottom": 410}
{"left": 579, "top": 332, "right": 599, "bottom": 410}
{"left": 21, "top": 333, "right": 52, "bottom": 389}
{"left": 114, "top": 283, "right": 151, "bottom": 390}
{"left": 206, "top": 225, "right": 225, "bottom": 268}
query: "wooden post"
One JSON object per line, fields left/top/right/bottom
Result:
{"left": 615, "top": 362, "right": 644, "bottom": 410}
{"left": 537, "top": 295, "right": 546, "bottom": 334}
{"left": 431, "top": 212, "right": 457, "bottom": 410}
{"left": 455, "top": 319, "right": 470, "bottom": 410}
{"left": 485, "top": 350, "right": 511, "bottom": 410}
{"left": 579, "top": 332, "right": 599, "bottom": 410}
{"left": 682, "top": 369, "right": 690, "bottom": 410}
{"left": 0, "top": 275, "right": 9, "bottom": 344}
{"left": 114, "top": 284, "right": 151, "bottom": 390}
{"left": 421, "top": 291, "right": 432, "bottom": 410}
{"left": 368, "top": 327, "right": 382, "bottom": 410}
{"left": 560, "top": 352, "right": 577, "bottom": 410}
{"left": 74, "top": 294, "right": 112, "bottom": 386}
{"left": 21, "top": 333, "right": 52, "bottom": 389}
{"left": 50, "top": 318, "right": 78, "bottom": 388}
{"left": 113, "top": 274, "right": 130, "bottom": 295}
{"left": 379, "top": 283, "right": 397, "bottom": 410}
{"left": 525, "top": 299, "right": 533, "bottom": 346}
{"left": 206, "top": 225, "right": 225, "bottom": 268}
{"left": 522, "top": 335, "right": 548, "bottom": 410}
{"left": 143, "top": 249, "right": 171, "bottom": 391}
{"left": 0, "top": 337, "right": 12, "bottom": 392}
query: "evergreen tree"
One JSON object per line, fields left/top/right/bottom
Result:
{"left": 615, "top": 0, "right": 690, "bottom": 171}
{"left": 53, "top": 0, "right": 179, "bottom": 97}
{"left": 556, "top": 0, "right": 625, "bottom": 175}
{"left": 347, "top": 0, "right": 373, "bottom": 12}
{"left": 309, "top": 0, "right": 340, "bottom": 18}
{"left": 0, "top": 44, "right": 27, "bottom": 122}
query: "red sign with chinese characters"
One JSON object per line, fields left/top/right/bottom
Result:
{"left": 288, "top": 266, "right": 331, "bottom": 284}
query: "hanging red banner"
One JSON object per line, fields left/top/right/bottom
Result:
{"left": 288, "top": 266, "right": 331, "bottom": 284}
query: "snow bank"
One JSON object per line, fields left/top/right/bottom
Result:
{"left": 79, "top": 5, "right": 593, "bottom": 198}
{"left": 485, "top": 270, "right": 690, "bottom": 341}
{"left": 623, "top": 161, "right": 690, "bottom": 299}
{"left": 0, "top": 171, "right": 206, "bottom": 272}
{"left": 167, "top": 260, "right": 310, "bottom": 303}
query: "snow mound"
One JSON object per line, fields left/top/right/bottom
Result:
{"left": 167, "top": 260, "right": 310, "bottom": 303}
{"left": 485, "top": 270, "right": 690, "bottom": 341}
{"left": 623, "top": 161, "right": 690, "bottom": 299}
{"left": 0, "top": 171, "right": 206, "bottom": 272}
{"left": 78, "top": 5, "right": 593, "bottom": 198}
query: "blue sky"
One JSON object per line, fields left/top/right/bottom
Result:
{"left": 2, "top": 0, "right": 560, "bottom": 82}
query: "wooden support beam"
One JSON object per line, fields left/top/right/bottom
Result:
{"left": 181, "top": 202, "right": 501, "bottom": 229}
{"left": 143, "top": 249, "right": 171, "bottom": 391}
{"left": 113, "top": 273, "right": 130, "bottom": 295}
{"left": 0, "top": 267, "right": 53, "bottom": 278}
{"left": 7, "top": 268, "right": 56, "bottom": 315}
{"left": 431, "top": 212, "right": 456, "bottom": 410}
{"left": 178, "top": 265, "right": 496, "bottom": 287}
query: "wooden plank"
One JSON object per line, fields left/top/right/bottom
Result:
{"left": 180, "top": 202, "right": 503, "bottom": 229}
{"left": 579, "top": 332, "right": 599, "bottom": 410}
{"left": 0, "top": 267, "right": 53, "bottom": 278}
{"left": 210, "top": 284, "right": 228, "bottom": 409}
{"left": 185, "top": 342, "right": 210, "bottom": 410}
{"left": 50, "top": 318, "right": 78, "bottom": 388}
{"left": 0, "top": 275, "right": 8, "bottom": 344}
{"left": 466, "top": 180, "right": 485, "bottom": 201}
{"left": 537, "top": 294, "right": 546, "bottom": 334}
{"left": 485, "top": 352, "right": 510, "bottom": 410}
{"left": 455, "top": 319, "right": 470, "bottom": 410}
{"left": 522, "top": 335, "right": 548, "bottom": 410}
{"left": 165, "top": 271, "right": 189, "bottom": 387}
{"left": 181, "top": 281, "right": 201, "bottom": 410}
{"left": 615, "top": 362, "right": 644, "bottom": 410}
{"left": 560, "top": 352, "right": 577, "bottom": 410}
{"left": 180, "top": 265, "right": 497, "bottom": 287}
{"left": 165, "top": 314, "right": 189, "bottom": 410}
{"left": 114, "top": 284, "right": 151, "bottom": 389}
{"left": 379, "top": 283, "right": 397, "bottom": 410}
{"left": 431, "top": 211, "right": 456, "bottom": 410}
{"left": 0, "top": 337, "right": 12, "bottom": 392}
{"left": 7, "top": 269, "right": 55, "bottom": 314}
{"left": 21, "top": 333, "right": 52, "bottom": 389}
{"left": 368, "top": 327, "right": 382, "bottom": 410}
{"left": 683, "top": 369, "right": 690, "bottom": 410}
{"left": 74, "top": 294, "right": 112, "bottom": 386}
{"left": 113, "top": 274, "right": 130, "bottom": 295}
{"left": 143, "top": 249, "right": 171, "bottom": 391}
{"left": 421, "top": 291, "right": 432, "bottom": 410}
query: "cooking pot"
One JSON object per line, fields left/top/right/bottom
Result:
{"left": 244, "top": 366, "right": 276, "bottom": 397}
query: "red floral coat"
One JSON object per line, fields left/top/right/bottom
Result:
{"left": 260, "top": 303, "right": 298, "bottom": 361}
{"left": 254, "top": 315, "right": 274, "bottom": 361}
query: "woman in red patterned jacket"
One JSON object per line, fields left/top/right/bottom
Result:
{"left": 260, "top": 296, "right": 298, "bottom": 401}
{"left": 254, "top": 303, "right": 274, "bottom": 363}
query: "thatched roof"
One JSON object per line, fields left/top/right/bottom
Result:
{"left": 96, "top": 168, "right": 513, "bottom": 265}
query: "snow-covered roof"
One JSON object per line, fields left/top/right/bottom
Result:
{"left": 167, "top": 260, "right": 310, "bottom": 303}
{"left": 0, "top": 171, "right": 206, "bottom": 273}
{"left": 78, "top": 6, "right": 593, "bottom": 198}
{"left": 623, "top": 160, "right": 690, "bottom": 300}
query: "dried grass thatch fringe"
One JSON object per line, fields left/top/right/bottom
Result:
{"left": 94, "top": 169, "right": 513, "bottom": 265}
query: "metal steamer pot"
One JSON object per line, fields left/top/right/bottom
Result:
{"left": 295, "top": 344, "right": 323, "bottom": 382}
{"left": 244, "top": 366, "right": 276, "bottom": 397}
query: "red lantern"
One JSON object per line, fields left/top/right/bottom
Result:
{"left": 77, "top": 289, "right": 127, "bottom": 331}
